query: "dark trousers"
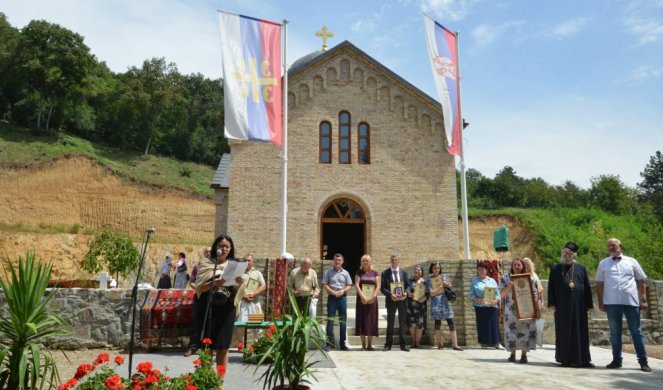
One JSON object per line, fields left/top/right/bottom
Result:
{"left": 385, "top": 298, "right": 407, "bottom": 347}
{"left": 294, "top": 295, "right": 309, "bottom": 316}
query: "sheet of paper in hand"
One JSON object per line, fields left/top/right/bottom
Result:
{"left": 220, "top": 260, "right": 248, "bottom": 286}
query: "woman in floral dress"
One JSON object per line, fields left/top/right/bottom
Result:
{"left": 428, "top": 261, "right": 462, "bottom": 350}
{"left": 500, "top": 258, "right": 539, "bottom": 363}
{"left": 406, "top": 265, "right": 429, "bottom": 348}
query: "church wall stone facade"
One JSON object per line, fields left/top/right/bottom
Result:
{"left": 214, "top": 41, "right": 459, "bottom": 269}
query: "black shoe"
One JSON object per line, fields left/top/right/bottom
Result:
{"left": 323, "top": 345, "right": 334, "bottom": 352}
{"left": 383, "top": 345, "right": 392, "bottom": 351}
{"left": 400, "top": 346, "right": 410, "bottom": 352}
{"left": 508, "top": 355, "right": 515, "bottom": 362}
{"left": 581, "top": 362, "right": 595, "bottom": 368}
{"left": 606, "top": 360, "right": 622, "bottom": 369}
{"left": 640, "top": 363, "right": 652, "bottom": 372}
{"left": 340, "top": 345, "right": 350, "bottom": 351}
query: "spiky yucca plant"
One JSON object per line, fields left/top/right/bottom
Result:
{"left": 0, "top": 252, "right": 70, "bottom": 389}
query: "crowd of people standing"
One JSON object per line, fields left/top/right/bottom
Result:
{"left": 156, "top": 234, "right": 653, "bottom": 381}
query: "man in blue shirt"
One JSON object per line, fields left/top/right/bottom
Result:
{"left": 322, "top": 253, "right": 353, "bottom": 351}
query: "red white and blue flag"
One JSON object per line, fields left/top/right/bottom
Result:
{"left": 424, "top": 15, "right": 461, "bottom": 156}
{"left": 219, "top": 11, "right": 282, "bottom": 147}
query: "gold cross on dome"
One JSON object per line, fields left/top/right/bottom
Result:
{"left": 315, "top": 25, "right": 334, "bottom": 51}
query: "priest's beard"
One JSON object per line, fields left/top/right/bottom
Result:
{"left": 561, "top": 256, "right": 575, "bottom": 265}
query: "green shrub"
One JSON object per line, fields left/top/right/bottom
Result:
{"left": 469, "top": 207, "right": 663, "bottom": 279}
{"left": 81, "top": 230, "right": 140, "bottom": 279}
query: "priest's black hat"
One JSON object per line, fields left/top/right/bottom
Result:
{"left": 564, "top": 242, "right": 579, "bottom": 253}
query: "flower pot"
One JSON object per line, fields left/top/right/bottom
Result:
{"left": 272, "top": 385, "right": 311, "bottom": 390}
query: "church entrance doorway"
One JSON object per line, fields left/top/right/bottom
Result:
{"left": 320, "top": 198, "right": 366, "bottom": 278}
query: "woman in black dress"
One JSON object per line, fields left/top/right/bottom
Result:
{"left": 192, "top": 234, "right": 243, "bottom": 378}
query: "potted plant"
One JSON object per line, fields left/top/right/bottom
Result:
{"left": 0, "top": 252, "right": 70, "bottom": 389}
{"left": 254, "top": 291, "right": 329, "bottom": 390}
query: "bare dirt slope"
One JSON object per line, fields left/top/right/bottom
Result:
{"left": 0, "top": 155, "right": 214, "bottom": 243}
{"left": 461, "top": 216, "right": 535, "bottom": 261}
{"left": 0, "top": 155, "right": 215, "bottom": 282}
{"left": 0, "top": 155, "right": 534, "bottom": 282}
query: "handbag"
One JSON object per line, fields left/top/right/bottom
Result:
{"left": 444, "top": 286, "right": 456, "bottom": 303}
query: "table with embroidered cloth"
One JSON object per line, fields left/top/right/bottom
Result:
{"left": 139, "top": 289, "right": 195, "bottom": 350}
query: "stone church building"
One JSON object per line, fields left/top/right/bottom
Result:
{"left": 212, "top": 40, "right": 459, "bottom": 276}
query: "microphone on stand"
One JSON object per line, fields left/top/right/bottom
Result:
{"left": 127, "top": 227, "right": 155, "bottom": 380}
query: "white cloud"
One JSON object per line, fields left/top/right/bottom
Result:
{"left": 420, "top": 0, "right": 481, "bottom": 22}
{"left": 625, "top": 65, "right": 663, "bottom": 82}
{"left": 624, "top": 17, "right": 663, "bottom": 45}
{"left": 351, "top": 18, "right": 378, "bottom": 33}
{"left": 622, "top": 1, "right": 663, "bottom": 46}
{"left": 471, "top": 21, "right": 523, "bottom": 48}
{"left": 548, "top": 17, "right": 590, "bottom": 38}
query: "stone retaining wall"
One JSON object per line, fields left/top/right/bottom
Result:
{"left": 0, "top": 288, "right": 147, "bottom": 349}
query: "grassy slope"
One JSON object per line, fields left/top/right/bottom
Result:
{"left": 469, "top": 207, "right": 663, "bottom": 279}
{"left": 0, "top": 122, "right": 216, "bottom": 197}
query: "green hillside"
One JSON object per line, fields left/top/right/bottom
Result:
{"left": 0, "top": 122, "right": 216, "bottom": 197}
{"left": 470, "top": 208, "right": 663, "bottom": 279}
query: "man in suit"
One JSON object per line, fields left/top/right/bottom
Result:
{"left": 381, "top": 255, "right": 410, "bottom": 352}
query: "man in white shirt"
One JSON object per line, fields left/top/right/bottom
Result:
{"left": 596, "top": 238, "right": 651, "bottom": 372}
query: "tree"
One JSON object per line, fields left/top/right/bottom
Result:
{"left": 14, "top": 20, "right": 94, "bottom": 131}
{"left": 0, "top": 13, "right": 20, "bottom": 120}
{"left": 118, "top": 58, "right": 185, "bottom": 156}
{"left": 554, "top": 180, "right": 589, "bottom": 208}
{"left": 522, "top": 177, "right": 557, "bottom": 208}
{"left": 638, "top": 151, "right": 663, "bottom": 223}
{"left": 588, "top": 175, "right": 636, "bottom": 215}
{"left": 81, "top": 230, "right": 140, "bottom": 280}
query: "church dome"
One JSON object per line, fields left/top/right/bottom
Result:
{"left": 289, "top": 50, "right": 324, "bottom": 74}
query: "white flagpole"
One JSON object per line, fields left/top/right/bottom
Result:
{"left": 280, "top": 20, "right": 289, "bottom": 256}
{"left": 455, "top": 30, "right": 471, "bottom": 260}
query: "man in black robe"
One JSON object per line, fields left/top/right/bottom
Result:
{"left": 548, "top": 242, "right": 594, "bottom": 368}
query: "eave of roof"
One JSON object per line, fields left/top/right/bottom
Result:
{"left": 288, "top": 40, "right": 442, "bottom": 110}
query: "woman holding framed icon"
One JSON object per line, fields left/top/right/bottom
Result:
{"left": 500, "top": 258, "right": 539, "bottom": 363}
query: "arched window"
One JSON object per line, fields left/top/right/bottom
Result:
{"left": 339, "top": 111, "right": 351, "bottom": 164}
{"left": 319, "top": 121, "right": 331, "bottom": 164}
{"left": 358, "top": 122, "right": 370, "bottom": 164}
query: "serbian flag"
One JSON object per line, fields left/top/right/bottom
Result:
{"left": 219, "top": 11, "right": 282, "bottom": 147}
{"left": 424, "top": 15, "right": 461, "bottom": 157}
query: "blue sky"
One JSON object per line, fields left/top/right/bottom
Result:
{"left": 3, "top": 0, "right": 662, "bottom": 187}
